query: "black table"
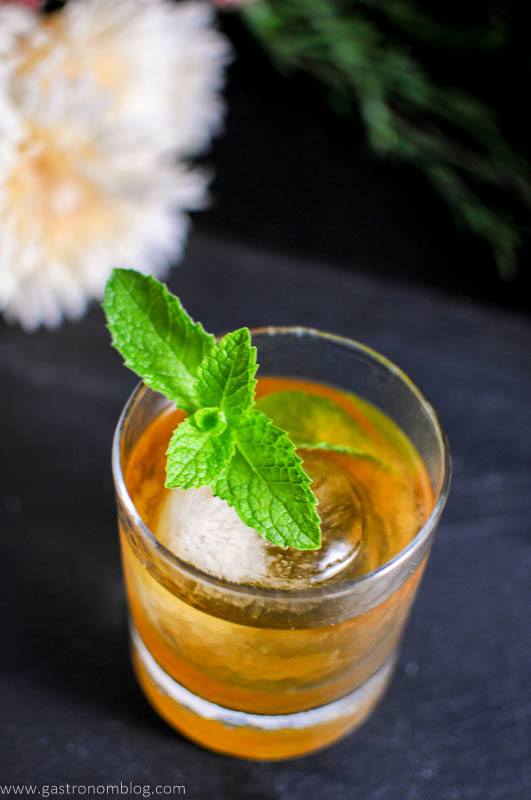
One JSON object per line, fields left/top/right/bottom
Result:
{"left": 1, "top": 232, "right": 530, "bottom": 799}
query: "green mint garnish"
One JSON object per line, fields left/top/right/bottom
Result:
{"left": 165, "top": 408, "right": 234, "bottom": 490}
{"left": 103, "top": 269, "right": 320, "bottom": 550}
{"left": 103, "top": 269, "right": 214, "bottom": 413}
{"left": 256, "top": 391, "right": 388, "bottom": 467}
{"left": 213, "top": 410, "right": 320, "bottom": 551}
{"left": 196, "top": 327, "right": 257, "bottom": 421}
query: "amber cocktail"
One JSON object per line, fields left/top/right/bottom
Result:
{"left": 113, "top": 328, "right": 450, "bottom": 759}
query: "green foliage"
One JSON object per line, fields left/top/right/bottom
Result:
{"left": 103, "top": 270, "right": 321, "bottom": 549}
{"left": 196, "top": 328, "right": 258, "bottom": 422}
{"left": 214, "top": 409, "right": 320, "bottom": 550}
{"left": 256, "top": 391, "right": 386, "bottom": 465}
{"left": 243, "top": 0, "right": 530, "bottom": 276}
{"left": 165, "top": 410, "right": 234, "bottom": 490}
{"left": 103, "top": 269, "right": 214, "bottom": 411}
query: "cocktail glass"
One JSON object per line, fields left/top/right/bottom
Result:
{"left": 112, "top": 328, "right": 450, "bottom": 760}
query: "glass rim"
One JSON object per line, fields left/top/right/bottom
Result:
{"left": 112, "top": 326, "right": 452, "bottom": 601}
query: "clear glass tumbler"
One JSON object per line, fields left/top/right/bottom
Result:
{"left": 112, "top": 328, "right": 451, "bottom": 760}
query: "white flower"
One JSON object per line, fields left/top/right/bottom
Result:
{"left": 0, "top": 0, "right": 229, "bottom": 330}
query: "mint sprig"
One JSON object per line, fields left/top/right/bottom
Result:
{"left": 103, "top": 269, "right": 214, "bottom": 412}
{"left": 103, "top": 269, "right": 321, "bottom": 550}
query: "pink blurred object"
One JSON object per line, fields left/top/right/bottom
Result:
{"left": 212, "top": 0, "right": 252, "bottom": 8}
{"left": 0, "top": 0, "right": 44, "bottom": 7}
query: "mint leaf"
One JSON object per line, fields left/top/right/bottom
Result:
{"left": 165, "top": 408, "right": 234, "bottom": 489}
{"left": 213, "top": 410, "right": 321, "bottom": 550}
{"left": 296, "top": 441, "right": 387, "bottom": 467}
{"left": 103, "top": 269, "right": 214, "bottom": 412}
{"left": 196, "top": 328, "right": 257, "bottom": 422}
{"left": 256, "top": 391, "right": 374, "bottom": 452}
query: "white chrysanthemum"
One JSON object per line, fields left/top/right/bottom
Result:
{"left": 0, "top": 0, "right": 229, "bottom": 330}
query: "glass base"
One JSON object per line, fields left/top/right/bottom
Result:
{"left": 130, "top": 627, "right": 396, "bottom": 760}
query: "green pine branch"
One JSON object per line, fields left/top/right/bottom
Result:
{"left": 242, "top": 0, "right": 530, "bottom": 276}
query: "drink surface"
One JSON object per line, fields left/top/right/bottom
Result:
{"left": 125, "top": 376, "right": 434, "bottom": 589}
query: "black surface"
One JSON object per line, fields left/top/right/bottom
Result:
{"left": 1, "top": 233, "right": 530, "bottom": 798}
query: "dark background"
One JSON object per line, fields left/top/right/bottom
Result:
{"left": 200, "top": 2, "right": 531, "bottom": 312}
